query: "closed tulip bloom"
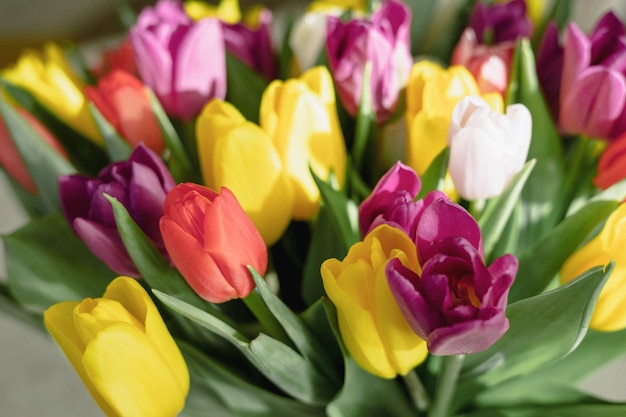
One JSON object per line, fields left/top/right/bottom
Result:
{"left": 44, "top": 276, "right": 189, "bottom": 417}
{"left": 387, "top": 198, "right": 517, "bottom": 356}
{"left": 359, "top": 161, "right": 448, "bottom": 239}
{"left": 468, "top": 0, "right": 532, "bottom": 44}
{"left": 326, "top": 0, "right": 412, "bottom": 122}
{"left": 260, "top": 66, "right": 347, "bottom": 220}
{"left": 538, "top": 12, "right": 626, "bottom": 140}
{"left": 3, "top": 43, "right": 101, "bottom": 143}
{"left": 405, "top": 61, "right": 503, "bottom": 178}
{"left": 0, "top": 107, "right": 67, "bottom": 194}
{"left": 196, "top": 99, "right": 293, "bottom": 245}
{"left": 86, "top": 70, "right": 165, "bottom": 154}
{"left": 561, "top": 203, "right": 626, "bottom": 331}
{"left": 321, "top": 224, "right": 428, "bottom": 378}
{"left": 130, "top": 0, "right": 226, "bottom": 121}
{"left": 594, "top": 134, "right": 626, "bottom": 190}
{"left": 447, "top": 95, "right": 532, "bottom": 200}
{"left": 160, "top": 183, "right": 268, "bottom": 303}
{"left": 59, "top": 144, "right": 175, "bottom": 277}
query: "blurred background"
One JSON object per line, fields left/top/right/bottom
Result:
{"left": 1, "top": 0, "right": 626, "bottom": 416}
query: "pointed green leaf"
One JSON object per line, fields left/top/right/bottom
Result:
{"left": 478, "top": 159, "right": 536, "bottom": 260}
{"left": 462, "top": 264, "right": 613, "bottom": 387}
{"left": 3, "top": 214, "right": 114, "bottom": 313}
{"left": 0, "top": 98, "right": 76, "bottom": 214}
{"left": 416, "top": 146, "right": 449, "bottom": 199}
{"left": 225, "top": 53, "right": 269, "bottom": 124}
{"left": 509, "top": 200, "right": 618, "bottom": 302}
{"left": 89, "top": 103, "right": 132, "bottom": 161}
{"left": 462, "top": 404, "right": 626, "bottom": 417}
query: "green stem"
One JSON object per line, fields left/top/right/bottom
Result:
{"left": 469, "top": 199, "right": 486, "bottom": 220}
{"left": 242, "top": 290, "right": 291, "bottom": 345}
{"left": 402, "top": 370, "right": 430, "bottom": 412}
{"left": 428, "top": 355, "right": 465, "bottom": 417}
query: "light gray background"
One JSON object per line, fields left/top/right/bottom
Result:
{"left": 2, "top": 0, "right": 626, "bottom": 416}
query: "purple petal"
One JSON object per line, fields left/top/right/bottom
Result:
{"left": 560, "top": 23, "right": 591, "bottom": 107}
{"left": 536, "top": 22, "right": 564, "bottom": 119}
{"left": 427, "top": 313, "right": 509, "bottom": 355}
{"left": 59, "top": 175, "right": 92, "bottom": 226}
{"left": 373, "top": 161, "right": 421, "bottom": 196}
{"left": 128, "top": 144, "right": 176, "bottom": 191}
{"left": 128, "top": 161, "right": 168, "bottom": 241}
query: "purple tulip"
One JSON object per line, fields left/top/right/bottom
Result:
{"left": 130, "top": 0, "right": 226, "bottom": 121}
{"left": 468, "top": 0, "right": 532, "bottom": 44}
{"left": 386, "top": 198, "right": 517, "bottom": 356}
{"left": 538, "top": 12, "right": 626, "bottom": 140}
{"left": 222, "top": 8, "right": 277, "bottom": 80}
{"left": 359, "top": 161, "right": 447, "bottom": 239}
{"left": 536, "top": 22, "right": 564, "bottom": 120}
{"left": 59, "top": 144, "right": 176, "bottom": 277}
{"left": 326, "top": 0, "right": 412, "bottom": 123}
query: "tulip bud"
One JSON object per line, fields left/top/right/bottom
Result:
{"left": 321, "top": 224, "right": 428, "bottom": 378}
{"left": 59, "top": 144, "right": 175, "bottom": 277}
{"left": 0, "top": 107, "right": 67, "bottom": 194}
{"left": 468, "top": 0, "right": 532, "bottom": 44}
{"left": 387, "top": 198, "right": 517, "bottom": 356}
{"left": 594, "top": 134, "right": 626, "bottom": 190}
{"left": 86, "top": 70, "right": 165, "bottom": 154}
{"left": 44, "top": 276, "right": 189, "bottom": 417}
{"left": 447, "top": 95, "right": 532, "bottom": 200}
{"left": 326, "top": 0, "right": 412, "bottom": 122}
{"left": 196, "top": 99, "right": 294, "bottom": 245}
{"left": 159, "top": 183, "right": 268, "bottom": 303}
{"left": 260, "top": 66, "right": 347, "bottom": 220}
{"left": 561, "top": 203, "right": 626, "bottom": 331}
{"left": 130, "top": 0, "right": 226, "bottom": 120}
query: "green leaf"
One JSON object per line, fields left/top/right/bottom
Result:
{"left": 405, "top": 0, "right": 438, "bottom": 56}
{"left": 478, "top": 159, "right": 535, "bottom": 261}
{"left": 0, "top": 98, "right": 77, "bottom": 214}
{"left": 509, "top": 200, "right": 618, "bottom": 302}
{"left": 179, "top": 341, "right": 326, "bottom": 417}
{"left": 462, "top": 264, "right": 613, "bottom": 388}
{"left": 3, "top": 214, "right": 114, "bottom": 313}
{"left": 507, "top": 39, "right": 565, "bottom": 251}
{"left": 0, "top": 283, "right": 45, "bottom": 331}
{"left": 1, "top": 78, "right": 109, "bottom": 176}
{"left": 89, "top": 103, "right": 132, "bottom": 161}
{"left": 225, "top": 53, "right": 269, "bottom": 124}
{"left": 416, "top": 146, "right": 449, "bottom": 199}
{"left": 462, "top": 404, "right": 626, "bottom": 417}
{"left": 352, "top": 62, "right": 376, "bottom": 179}
{"left": 311, "top": 169, "right": 360, "bottom": 252}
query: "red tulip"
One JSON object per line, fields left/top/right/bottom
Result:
{"left": 86, "top": 70, "right": 165, "bottom": 154}
{"left": 0, "top": 107, "right": 67, "bottom": 194}
{"left": 160, "top": 183, "right": 268, "bottom": 303}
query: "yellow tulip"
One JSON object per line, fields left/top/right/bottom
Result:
{"left": 44, "top": 277, "right": 189, "bottom": 417}
{"left": 321, "top": 224, "right": 428, "bottom": 378}
{"left": 307, "top": 0, "right": 365, "bottom": 13}
{"left": 495, "top": 0, "right": 547, "bottom": 28}
{"left": 561, "top": 203, "right": 626, "bottom": 331}
{"left": 405, "top": 62, "right": 502, "bottom": 190}
{"left": 3, "top": 43, "right": 101, "bottom": 144}
{"left": 260, "top": 66, "right": 347, "bottom": 220}
{"left": 185, "top": 0, "right": 241, "bottom": 23}
{"left": 197, "top": 99, "right": 294, "bottom": 245}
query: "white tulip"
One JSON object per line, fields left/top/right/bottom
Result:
{"left": 289, "top": 10, "right": 331, "bottom": 73}
{"left": 447, "top": 95, "right": 532, "bottom": 200}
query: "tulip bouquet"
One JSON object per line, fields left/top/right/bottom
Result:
{"left": 2, "top": 0, "right": 626, "bottom": 416}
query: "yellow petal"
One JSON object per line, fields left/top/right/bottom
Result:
{"left": 406, "top": 60, "right": 443, "bottom": 118}
{"left": 73, "top": 298, "right": 144, "bottom": 345}
{"left": 406, "top": 113, "right": 450, "bottom": 175}
{"left": 82, "top": 323, "right": 187, "bottom": 417}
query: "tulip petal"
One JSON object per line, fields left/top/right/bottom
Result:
{"left": 560, "top": 23, "right": 591, "bottom": 106}
{"left": 82, "top": 323, "right": 187, "bottom": 417}
{"left": 427, "top": 313, "right": 509, "bottom": 356}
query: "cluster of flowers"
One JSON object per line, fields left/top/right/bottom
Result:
{"left": 2, "top": 0, "right": 626, "bottom": 416}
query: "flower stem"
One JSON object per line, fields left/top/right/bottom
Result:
{"left": 402, "top": 370, "right": 430, "bottom": 412}
{"left": 428, "top": 355, "right": 465, "bottom": 417}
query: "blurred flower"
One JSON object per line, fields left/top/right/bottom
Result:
{"left": 44, "top": 276, "right": 189, "bottom": 417}
{"left": 185, "top": 0, "right": 240, "bottom": 23}
{"left": 535, "top": 22, "right": 563, "bottom": 120}
{"left": 321, "top": 224, "right": 428, "bottom": 378}
{"left": 2, "top": 43, "right": 102, "bottom": 143}
{"left": 160, "top": 183, "right": 268, "bottom": 303}
{"left": 326, "top": 0, "right": 412, "bottom": 122}
{"left": 561, "top": 203, "right": 626, "bottom": 331}
{"left": 405, "top": 61, "right": 502, "bottom": 196}
{"left": 91, "top": 38, "right": 139, "bottom": 79}
{"left": 594, "top": 134, "right": 626, "bottom": 189}
{"left": 59, "top": 144, "right": 175, "bottom": 277}
{"left": 447, "top": 96, "right": 532, "bottom": 200}
{"left": 387, "top": 198, "right": 517, "bottom": 355}
{"left": 537, "top": 12, "right": 626, "bottom": 140}
{"left": 451, "top": 28, "right": 515, "bottom": 96}
{"left": 0, "top": 106, "right": 67, "bottom": 194}
{"left": 468, "top": 0, "right": 532, "bottom": 44}
{"left": 260, "top": 66, "right": 347, "bottom": 220}
{"left": 196, "top": 99, "right": 293, "bottom": 245}
{"left": 86, "top": 70, "right": 165, "bottom": 154}
{"left": 130, "top": 0, "right": 226, "bottom": 121}
{"left": 359, "top": 161, "right": 447, "bottom": 239}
